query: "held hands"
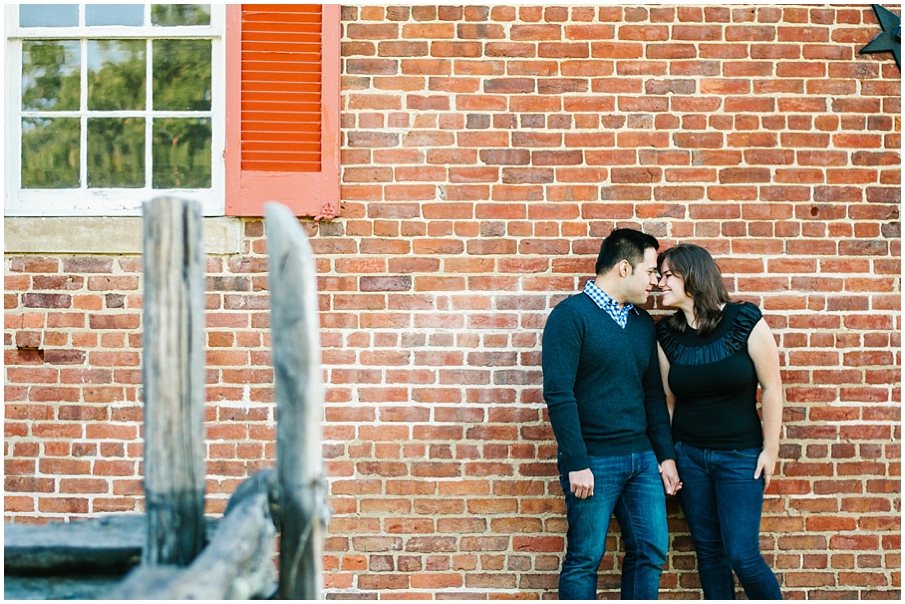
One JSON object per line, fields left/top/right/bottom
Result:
{"left": 569, "top": 468, "right": 594, "bottom": 499}
{"left": 754, "top": 449, "right": 778, "bottom": 490}
{"left": 571, "top": 461, "right": 683, "bottom": 499}
{"left": 658, "top": 459, "right": 682, "bottom": 495}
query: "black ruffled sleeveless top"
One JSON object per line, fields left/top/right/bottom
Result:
{"left": 656, "top": 302, "right": 764, "bottom": 450}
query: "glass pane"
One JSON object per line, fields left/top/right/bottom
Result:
{"left": 152, "top": 39, "right": 211, "bottom": 111}
{"left": 86, "top": 4, "right": 144, "bottom": 26}
{"left": 22, "top": 118, "right": 81, "bottom": 188}
{"left": 19, "top": 4, "right": 78, "bottom": 27}
{"left": 153, "top": 118, "right": 212, "bottom": 189}
{"left": 22, "top": 40, "right": 81, "bottom": 111}
{"left": 87, "top": 118, "right": 145, "bottom": 188}
{"left": 151, "top": 4, "right": 211, "bottom": 26}
{"left": 88, "top": 40, "right": 146, "bottom": 110}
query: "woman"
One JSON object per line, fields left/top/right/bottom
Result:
{"left": 655, "top": 244, "right": 783, "bottom": 600}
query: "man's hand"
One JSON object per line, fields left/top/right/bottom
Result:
{"left": 658, "top": 459, "right": 682, "bottom": 495}
{"left": 569, "top": 468, "right": 594, "bottom": 499}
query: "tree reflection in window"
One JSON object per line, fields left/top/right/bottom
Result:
{"left": 22, "top": 118, "right": 81, "bottom": 188}
{"left": 152, "top": 4, "right": 211, "bottom": 26}
{"left": 88, "top": 40, "right": 146, "bottom": 111}
{"left": 153, "top": 118, "right": 212, "bottom": 189}
{"left": 22, "top": 40, "right": 80, "bottom": 112}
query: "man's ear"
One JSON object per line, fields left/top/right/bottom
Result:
{"left": 619, "top": 260, "right": 629, "bottom": 278}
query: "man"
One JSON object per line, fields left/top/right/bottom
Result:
{"left": 542, "top": 228, "right": 681, "bottom": 600}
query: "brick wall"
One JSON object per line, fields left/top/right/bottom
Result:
{"left": 4, "top": 4, "right": 901, "bottom": 599}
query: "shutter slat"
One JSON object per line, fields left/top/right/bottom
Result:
{"left": 242, "top": 73, "right": 321, "bottom": 85}
{"left": 243, "top": 61, "right": 322, "bottom": 73}
{"left": 242, "top": 129, "right": 320, "bottom": 141}
{"left": 241, "top": 24, "right": 321, "bottom": 35}
{"left": 241, "top": 103, "right": 322, "bottom": 114}
{"left": 243, "top": 6, "right": 320, "bottom": 17}
{"left": 242, "top": 141, "right": 320, "bottom": 151}
{"left": 241, "top": 151, "right": 321, "bottom": 161}
{"left": 243, "top": 113, "right": 321, "bottom": 124}
{"left": 245, "top": 44, "right": 321, "bottom": 62}
{"left": 241, "top": 162, "right": 319, "bottom": 172}
{"left": 242, "top": 49, "right": 320, "bottom": 57}
{"left": 242, "top": 87, "right": 321, "bottom": 98}
{"left": 242, "top": 41, "right": 321, "bottom": 52}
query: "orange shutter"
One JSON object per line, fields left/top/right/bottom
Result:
{"left": 225, "top": 4, "right": 340, "bottom": 218}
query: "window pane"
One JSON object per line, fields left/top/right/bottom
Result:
{"left": 19, "top": 4, "right": 79, "bottom": 28}
{"left": 87, "top": 118, "right": 145, "bottom": 188}
{"left": 86, "top": 4, "right": 144, "bottom": 27}
{"left": 151, "top": 4, "right": 211, "bottom": 26}
{"left": 88, "top": 40, "right": 146, "bottom": 110}
{"left": 153, "top": 118, "right": 212, "bottom": 189}
{"left": 22, "top": 118, "right": 81, "bottom": 188}
{"left": 22, "top": 40, "right": 81, "bottom": 112}
{"left": 152, "top": 39, "right": 211, "bottom": 111}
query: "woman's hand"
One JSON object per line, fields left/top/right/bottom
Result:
{"left": 658, "top": 459, "right": 683, "bottom": 495}
{"left": 754, "top": 449, "right": 777, "bottom": 490}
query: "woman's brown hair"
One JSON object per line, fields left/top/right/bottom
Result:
{"left": 658, "top": 244, "right": 730, "bottom": 337}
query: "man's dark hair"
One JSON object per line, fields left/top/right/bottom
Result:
{"left": 595, "top": 228, "right": 659, "bottom": 275}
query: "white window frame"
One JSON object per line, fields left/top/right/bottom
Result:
{"left": 4, "top": 4, "right": 225, "bottom": 216}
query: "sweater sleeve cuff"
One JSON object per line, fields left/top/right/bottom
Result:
{"left": 649, "top": 432, "right": 675, "bottom": 463}
{"left": 560, "top": 450, "right": 590, "bottom": 474}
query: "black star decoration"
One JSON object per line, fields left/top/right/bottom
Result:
{"left": 860, "top": 4, "right": 901, "bottom": 70}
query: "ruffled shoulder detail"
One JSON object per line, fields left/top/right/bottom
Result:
{"left": 655, "top": 319, "right": 682, "bottom": 362}
{"left": 731, "top": 301, "right": 762, "bottom": 342}
{"left": 656, "top": 302, "right": 762, "bottom": 367}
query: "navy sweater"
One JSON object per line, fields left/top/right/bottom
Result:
{"left": 542, "top": 292, "right": 674, "bottom": 474}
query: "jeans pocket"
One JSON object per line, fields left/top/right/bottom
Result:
{"left": 730, "top": 447, "right": 762, "bottom": 459}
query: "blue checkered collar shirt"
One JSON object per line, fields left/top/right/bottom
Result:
{"left": 583, "top": 279, "right": 639, "bottom": 329}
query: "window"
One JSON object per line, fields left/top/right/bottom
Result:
{"left": 4, "top": 3, "right": 225, "bottom": 216}
{"left": 5, "top": 4, "right": 339, "bottom": 219}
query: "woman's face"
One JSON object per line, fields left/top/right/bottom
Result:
{"left": 657, "top": 261, "right": 691, "bottom": 308}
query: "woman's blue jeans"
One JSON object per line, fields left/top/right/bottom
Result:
{"left": 675, "top": 442, "right": 783, "bottom": 600}
{"left": 558, "top": 450, "right": 668, "bottom": 600}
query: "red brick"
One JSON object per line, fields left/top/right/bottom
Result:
{"left": 23, "top": 293, "right": 71, "bottom": 309}
{"left": 616, "top": 24, "right": 668, "bottom": 41}
{"left": 347, "top": 23, "right": 398, "bottom": 40}
{"left": 87, "top": 314, "right": 141, "bottom": 330}
{"left": 411, "top": 573, "right": 463, "bottom": 589}
{"left": 10, "top": 257, "right": 60, "bottom": 273}
{"left": 565, "top": 24, "right": 616, "bottom": 40}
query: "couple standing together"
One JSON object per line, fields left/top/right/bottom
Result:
{"left": 542, "top": 228, "right": 784, "bottom": 600}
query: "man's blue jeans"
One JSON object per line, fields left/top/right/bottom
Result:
{"left": 557, "top": 450, "right": 668, "bottom": 600}
{"left": 674, "top": 442, "right": 783, "bottom": 600}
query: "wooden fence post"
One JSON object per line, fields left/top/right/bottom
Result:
{"left": 264, "top": 204, "right": 326, "bottom": 600}
{"left": 142, "top": 197, "right": 207, "bottom": 566}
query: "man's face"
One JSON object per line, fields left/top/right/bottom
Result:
{"left": 624, "top": 247, "right": 659, "bottom": 306}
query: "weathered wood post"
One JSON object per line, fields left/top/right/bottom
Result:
{"left": 141, "top": 197, "right": 207, "bottom": 566}
{"left": 264, "top": 203, "right": 327, "bottom": 600}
